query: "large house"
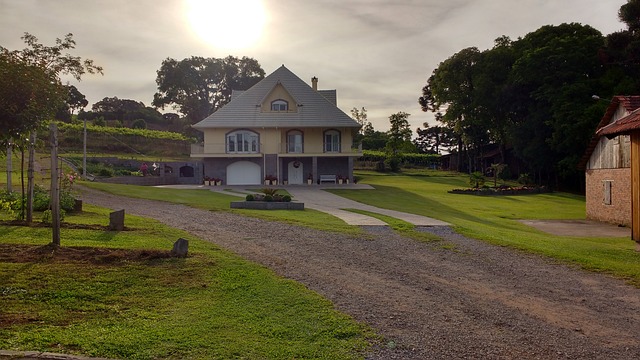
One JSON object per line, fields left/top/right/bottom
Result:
{"left": 581, "top": 96, "right": 640, "bottom": 227}
{"left": 190, "top": 65, "right": 362, "bottom": 185}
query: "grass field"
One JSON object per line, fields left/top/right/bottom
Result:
{"left": 2, "top": 158, "right": 640, "bottom": 358}
{"left": 0, "top": 205, "right": 373, "bottom": 359}
{"left": 81, "top": 181, "right": 362, "bottom": 236}
{"left": 78, "top": 169, "right": 640, "bottom": 286}
{"left": 334, "top": 170, "right": 640, "bottom": 285}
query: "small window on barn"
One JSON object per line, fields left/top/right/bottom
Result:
{"left": 603, "top": 180, "right": 612, "bottom": 205}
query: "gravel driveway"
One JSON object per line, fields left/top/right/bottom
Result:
{"left": 79, "top": 187, "right": 640, "bottom": 359}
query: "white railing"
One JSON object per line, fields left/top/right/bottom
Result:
{"left": 191, "top": 143, "right": 262, "bottom": 155}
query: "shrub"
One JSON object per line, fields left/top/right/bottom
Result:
{"left": 375, "top": 160, "right": 386, "bottom": 172}
{"left": 518, "top": 173, "right": 533, "bottom": 185}
{"left": 42, "top": 209, "right": 65, "bottom": 224}
{"left": 469, "top": 171, "right": 485, "bottom": 188}
{"left": 261, "top": 188, "right": 278, "bottom": 196}
{"left": 246, "top": 194, "right": 255, "bottom": 201}
{"left": 282, "top": 195, "right": 292, "bottom": 202}
{"left": 98, "top": 167, "right": 114, "bottom": 177}
{"left": 384, "top": 156, "right": 401, "bottom": 172}
{"left": 264, "top": 194, "right": 273, "bottom": 202}
{"left": 131, "top": 119, "right": 147, "bottom": 129}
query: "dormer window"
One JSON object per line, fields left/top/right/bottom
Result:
{"left": 271, "top": 99, "right": 288, "bottom": 111}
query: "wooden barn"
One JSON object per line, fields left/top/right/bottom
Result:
{"left": 581, "top": 96, "right": 640, "bottom": 249}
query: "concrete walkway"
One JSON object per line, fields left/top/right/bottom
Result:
{"left": 156, "top": 184, "right": 449, "bottom": 227}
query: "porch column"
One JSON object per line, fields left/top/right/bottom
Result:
{"left": 312, "top": 156, "right": 318, "bottom": 184}
{"left": 632, "top": 132, "right": 640, "bottom": 249}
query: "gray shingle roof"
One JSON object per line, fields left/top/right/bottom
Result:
{"left": 192, "top": 65, "right": 360, "bottom": 129}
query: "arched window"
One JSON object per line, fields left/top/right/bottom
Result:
{"left": 227, "top": 130, "right": 259, "bottom": 153}
{"left": 324, "top": 130, "right": 340, "bottom": 152}
{"left": 271, "top": 99, "right": 288, "bottom": 111}
{"left": 287, "top": 130, "right": 303, "bottom": 153}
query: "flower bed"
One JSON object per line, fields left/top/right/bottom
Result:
{"left": 230, "top": 188, "right": 303, "bottom": 210}
{"left": 230, "top": 201, "right": 304, "bottom": 210}
{"left": 448, "top": 186, "right": 549, "bottom": 196}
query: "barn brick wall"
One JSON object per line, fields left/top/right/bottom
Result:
{"left": 585, "top": 168, "right": 631, "bottom": 226}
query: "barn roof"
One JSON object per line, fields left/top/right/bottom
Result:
{"left": 597, "top": 107, "right": 640, "bottom": 137}
{"left": 578, "top": 96, "right": 640, "bottom": 170}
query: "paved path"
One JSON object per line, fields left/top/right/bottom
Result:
{"left": 157, "top": 184, "right": 449, "bottom": 227}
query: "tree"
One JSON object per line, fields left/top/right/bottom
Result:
{"left": 153, "top": 55, "right": 265, "bottom": 123}
{"left": 85, "top": 96, "right": 164, "bottom": 124}
{"left": 66, "top": 85, "right": 88, "bottom": 114}
{"left": 0, "top": 54, "right": 65, "bottom": 145}
{"left": 0, "top": 32, "right": 101, "bottom": 229}
{"left": 386, "top": 111, "right": 413, "bottom": 155}
{"left": 1, "top": 32, "right": 102, "bottom": 146}
{"left": 54, "top": 85, "right": 88, "bottom": 121}
{"left": 414, "top": 119, "right": 456, "bottom": 154}
{"left": 509, "top": 23, "right": 606, "bottom": 183}
{"left": 350, "top": 107, "right": 369, "bottom": 133}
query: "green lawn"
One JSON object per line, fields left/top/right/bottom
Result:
{"left": 0, "top": 205, "right": 373, "bottom": 359}
{"left": 336, "top": 170, "right": 640, "bottom": 285}
{"left": 81, "top": 181, "right": 362, "bottom": 236}
{"left": 79, "top": 170, "right": 640, "bottom": 286}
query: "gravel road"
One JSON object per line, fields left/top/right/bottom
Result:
{"left": 80, "top": 187, "right": 640, "bottom": 359}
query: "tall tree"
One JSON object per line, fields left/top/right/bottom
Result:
{"left": 414, "top": 119, "right": 456, "bottom": 154}
{"left": 0, "top": 32, "right": 102, "bottom": 146}
{"left": 509, "top": 23, "right": 606, "bottom": 182}
{"left": 350, "top": 107, "right": 369, "bottom": 133}
{"left": 386, "top": 111, "right": 413, "bottom": 155}
{"left": 153, "top": 55, "right": 265, "bottom": 123}
{"left": 0, "top": 32, "right": 101, "bottom": 227}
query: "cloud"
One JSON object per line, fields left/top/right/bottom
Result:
{"left": 0, "top": 0, "right": 628, "bottom": 131}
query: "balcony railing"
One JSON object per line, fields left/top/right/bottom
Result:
{"left": 191, "top": 143, "right": 262, "bottom": 155}
{"left": 192, "top": 142, "right": 363, "bottom": 155}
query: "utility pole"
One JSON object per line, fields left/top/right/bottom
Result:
{"left": 50, "top": 123, "right": 60, "bottom": 247}
{"left": 6, "top": 142, "right": 11, "bottom": 192}
{"left": 26, "top": 132, "right": 36, "bottom": 223}
{"left": 83, "top": 118, "right": 87, "bottom": 179}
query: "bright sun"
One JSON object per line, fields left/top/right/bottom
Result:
{"left": 185, "top": 0, "right": 267, "bottom": 50}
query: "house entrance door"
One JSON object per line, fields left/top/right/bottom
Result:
{"left": 288, "top": 161, "right": 304, "bottom": 184}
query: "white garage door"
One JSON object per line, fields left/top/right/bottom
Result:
{"left": 227, "top": 161, "right": 261, "bottom": 185}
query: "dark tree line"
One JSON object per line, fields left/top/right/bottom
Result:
{"left": 419, "top": 1, "right": 640, "bottom": 190}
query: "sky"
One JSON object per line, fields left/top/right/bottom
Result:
{"left": 0, "top": 0, "right": 629, "bottom": 132}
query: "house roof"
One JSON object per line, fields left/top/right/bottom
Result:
{"left": 578, "top": 95, "right": 640, "bottom": 170}
{"left": 597, "top": 107, "right": 640, "bottom": 137}
{"left": 193, "top": 65, "right": 360, "bottom": 129}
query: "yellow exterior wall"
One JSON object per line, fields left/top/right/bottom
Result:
{"left": 260, "top": 84, "right": 298, "bottom": 113}
{"left": 203, "top": 127, "right": 355, "bottom": 154}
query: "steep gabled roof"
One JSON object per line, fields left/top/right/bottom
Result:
{"left": 597, "top": 107, "right": 640, "bottom": 137}
{"left": 193, "top": 65, "right": 360, "bottom": 129}
{"left": 578, "top": 95, "right": 640, "bottom": 170}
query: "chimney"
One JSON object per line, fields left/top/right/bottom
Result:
{"left": 311, "top": 76, "right": 318, "bottom": 91}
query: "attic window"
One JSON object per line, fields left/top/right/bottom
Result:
{"left": 271, "top": 99, "right": 288, "bottom": 111}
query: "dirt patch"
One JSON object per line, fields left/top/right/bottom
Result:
{"left": 519, "top": 219, "right": 631, "bottom": 237}
{"left": 0, "top": 244, "right": 174, "bottom": 265}
{"left": 0, "top": 220, "right": 133, "bottom": 231}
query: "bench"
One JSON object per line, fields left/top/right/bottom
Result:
{"left": 319, "top": 174, "right": 337, "bottom": 184}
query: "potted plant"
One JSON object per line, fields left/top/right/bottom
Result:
{"left": 214, "top": 178, "right": 222, "bottom": 186}
{"left": 307, "top": 173, "right": 313, "bottom": 185}
{"left": 204, "top": 176, "right": 212, "bottom": 186}
{"left": 337, "top": 175, "right": 344, "bottom": 184}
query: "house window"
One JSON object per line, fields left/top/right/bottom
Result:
{"left": 324, "top": 130, "right": 340, "bottom": 152}
{"left": 271, "top": 99, "right": 288, "bottom": 111}
{"left": 287, "top": 130, "right": 303, "bottom": 153}
{"left": 603, "top": 180, "right": 612, "bottom": 205}
{"left": 227, "top": 130, "right": 259, "bottom": 153}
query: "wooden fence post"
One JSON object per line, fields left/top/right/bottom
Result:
{"left": 50, "top": 123, "right": 60, "bottom": 247}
